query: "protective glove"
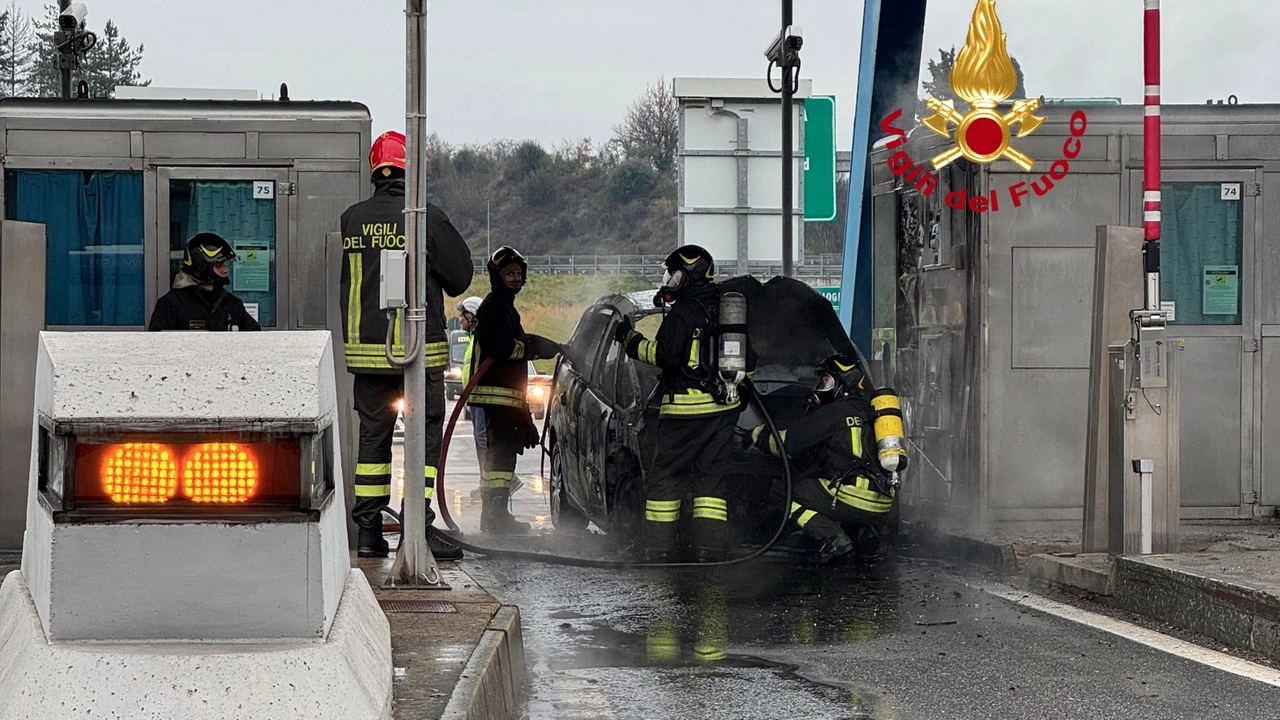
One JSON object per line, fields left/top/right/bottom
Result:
{"left": 525, "top": 334, "right": 562, "bottom": 360}
{"left": 613, "top": 316, "right": 635, "bottom": 343}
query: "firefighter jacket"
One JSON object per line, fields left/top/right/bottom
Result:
{"left": 466, "top": 282, "right": 534, "bottom": 410}
{"left": 148, "top": 272, "right": 261, "bottom": 332}
{"left": 749, "top": 396, "right": 894, "bottom": 515}
{"left": 340, "top": 180, "right": 473, "bottom": 374}
{"left": 623, "top": 284, "right": 755, "bottom": 418}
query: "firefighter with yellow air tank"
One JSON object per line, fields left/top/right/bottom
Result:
{"left": 744, "top": 352, "right": 906, "bottom": 563}
{"left": 339, "top": 129, "right": 472, "bottom": 559}
{"left": 614, "top": 245, "right": 755, "bottom": 563}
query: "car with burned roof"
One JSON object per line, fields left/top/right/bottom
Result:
{"left": 544, "top": 276, "right": 866, "bottom": 547}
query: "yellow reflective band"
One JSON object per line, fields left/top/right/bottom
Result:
{"left": 693, "top": 497, "right": 726, "bottom": 510}
{"left": 469, "top": 385, "right": 527, "bottom": 409}
{"left": 687, "top": 335, "right": 700, "bottom": 370}
{"left": 484, "top": 471, "right": 514, "bottom": 481}
{"left": 646, "top": 510, "right": 680, "bottom": 522}
{"left": 647, "top": 499, "right": 681, "bottom": 511}
{"left": 356, "top": 463, "right": 392, "bottom": 476}
{"left": 645, "top": 499, "right": 681, "bottom": 523}
{"left": 347, "top": 253, "right": 362, "bottom": 343}
{"left": 424, "top": 487, "right": 434, "bottom": 499}
{"left": 694, "top": 644, "right": 726, "bottom": 661}
{"left": 425, "top": 466, "right": 438, "bottom": 479}
{"left": 796, "top": 509, "right": 817, "bottom": 528}
{"left": 767, "top": 429, "right": 788, "bottom": 456}
{"left": 637, "top": 339, "right": 657, "bottom": 366}
{"left": 850, "top": 423, "right": 863, "bottom": 458}
{"left": 346, "top": 343, "right": 408, "bottom": 356}
{"left": 819, "top": 477, "right": 894, "bottom": 514}
{"left": 354, "top": 484, "right": 391, "bottom": 497}
{"left": 692, "top": 498, "right": 728, "bottom": 522}
{"left": 692, "top": 509, "right": 729, "bottom": 522}
{"left": 509, "top": 340, "right": 526, "bottom": 360}
{"left": 394, "top": 308, "right": 402, "bottom": 347}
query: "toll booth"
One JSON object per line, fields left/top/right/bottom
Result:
{"left": 0, "top": 97, "right": 371, "bottom": 551}
{"left": 872, "top": 102, "right": 1280, "bottom": 523}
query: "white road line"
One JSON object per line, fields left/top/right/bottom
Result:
{"left": 981, "top": 582, "right": 1280, "bottom": 688}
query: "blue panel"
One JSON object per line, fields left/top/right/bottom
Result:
{"left": 7, "top": 170, "right": 145, "bottom": 326}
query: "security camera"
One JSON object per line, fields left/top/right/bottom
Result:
{"left": 59, "top": 2, "right": 88, "bottom": 31}
{"left": 765, "top": 25, "right": 803, "bottom": 64}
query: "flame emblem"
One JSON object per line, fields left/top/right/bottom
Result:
{"left": 921, "top": 0, "right": 1045, "bottom": 172}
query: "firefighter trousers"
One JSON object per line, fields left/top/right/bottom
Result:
{"left": 351, "top": 370, "right": 445, "bottom": 530}
{"left": 480, "top": 406, "right": 532, "bottom": 490}
{"left": 644, "top": 411, "right": 738, "bottom": 555}
{"left": 786, "top": 474, "right": 890, "bottom": 545}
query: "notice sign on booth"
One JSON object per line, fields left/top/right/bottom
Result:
{"left": 234, "top": 245, "right": 271, "bottom": 293}
{"left": 1203, "top": 265, "right": 1239, "bottom": 316}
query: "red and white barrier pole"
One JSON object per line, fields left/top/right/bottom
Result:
{"left": 1143, "top": 0, "right": 1162, "bottom": 311}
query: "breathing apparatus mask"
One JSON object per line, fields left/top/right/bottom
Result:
{"left": 654, "top": 245, "right": 714, "bottom": 307}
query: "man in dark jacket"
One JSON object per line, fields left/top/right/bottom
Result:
{"left": 340, "top": 130, "right": 473, "bottom": 559}
{"left": 745, "top": 352, "right": 897, "bottom": 563}
{"left": 148, "top": 232, "right": 261, "bottom": 332}
{"left": 466, "top": 246, "right": 561, "bottom": 534}
{"left": 614, "top": 245, "right": 754, "bottom": 562}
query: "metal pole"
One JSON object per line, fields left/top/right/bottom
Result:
{"left": 387, "top": 0, "right": 440, "bottom": 587}
{"left": 485, "top": 196, "right": 491, "bottom": 259}
{"left": 780, "top": 0, "right": 795, "bottom": 278}
{"left": 58, "top": 0, "right": 71, "bottom": 99}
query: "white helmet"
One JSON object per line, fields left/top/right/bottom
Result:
{"left": 458, "top": 296, "right": 482, "bottom": 316}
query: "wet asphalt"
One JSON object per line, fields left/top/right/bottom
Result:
{"left": 418, "top": 403, "right": 1280, "bottom": 719}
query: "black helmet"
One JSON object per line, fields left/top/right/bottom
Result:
{"left": 181, "top": 232, "right": 237, "bottom": 287}
{"left": 811, "top": 352, "right": 869, "bottom": 408}
{"left": 487, "top": 246, "right": 528, "bottom": 291}
{"left": 656, "top": 245, "right": 715, "bottom": 304}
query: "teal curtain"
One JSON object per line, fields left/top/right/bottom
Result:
{"left": 7, "top": 170, "right": 144, "bottom": 326}
{"left": 1159, "top": 182, "right": 1243, "bottom": 326}
{"left": 186, "top": 181, "right": 277, "bottom": 327}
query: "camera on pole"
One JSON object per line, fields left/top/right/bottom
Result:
{"left": 54, "top": 2, "right": 96, "bottom": 99}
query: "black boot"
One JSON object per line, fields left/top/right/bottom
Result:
{"left": 481, "top": 488, "right": 530, "bottom": 536}
{"left": 357, "top": 525, "right": 389, "bottom": 558}
{"left": 428, "top": 527, "right": 464, "bottom": 560}
{"left": 692, "top": 546, "right": 727, "bottom": 564}
{"left": 817, "top": 532, "right": 854, "bottom": 565}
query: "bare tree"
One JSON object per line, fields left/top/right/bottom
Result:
{"left": 614, "top": 77, "right": 679, "bottom": 174}
{"left": 0, "top": 2, "right": 33, "bottom": 97}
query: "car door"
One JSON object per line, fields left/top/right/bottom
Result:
{"left": 569, "top": 307, "right": 617, "bottom": 519}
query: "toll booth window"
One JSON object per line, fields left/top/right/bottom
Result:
{"left": 169, "top": 180, "right": 277, "bottom": 327}
{"left": 1159, "top": 182, "right": 1244, "bottom": 326}
{"left": 4, "top": 170, "right": 145, "bottom": 326}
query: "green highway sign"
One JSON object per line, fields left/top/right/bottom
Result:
{"left": 815, "top": 285, "right": 840, "bottom": 314}
{"left": 804, "top": 96, "right": 837, "bottom": 222}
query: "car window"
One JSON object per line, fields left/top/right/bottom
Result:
{"left": 566, "top": 306, "right": 613, "bottom": 381}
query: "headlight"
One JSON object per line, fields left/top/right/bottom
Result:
{"left": 393, "top": 398, "right": 405, "bottom": 413}
{"left": 529, "top": 385, "right": 546, "bottom": 399}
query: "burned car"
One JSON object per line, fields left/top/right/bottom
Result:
{"left": 545, "top": 275, "right": 870, "bottom": 546}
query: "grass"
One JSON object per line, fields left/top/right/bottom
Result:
{"left": 450, "top": 273, "right": 656, "bottom": 372}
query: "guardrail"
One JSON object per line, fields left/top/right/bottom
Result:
{"left": 470, "top": 254, "right": 844, "bottom": 279}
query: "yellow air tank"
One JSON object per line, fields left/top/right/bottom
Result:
{"left": 870, "top": 388, "right": 908, "bottom": 473}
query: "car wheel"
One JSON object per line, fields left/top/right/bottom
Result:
{"left": 608, "top": 454, "right": 644, "bottom": 541}
{"left": 549, "top": 443, "right": 588, "bottom": 532}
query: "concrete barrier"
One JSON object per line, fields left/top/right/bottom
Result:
{"left": 440, "top": 605, "right": 526, "bottom": 720}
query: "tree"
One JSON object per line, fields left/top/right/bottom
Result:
{"left": 608, "top": 159, "right": 658, "bottom": 205}
{"left": 614, "top": 77, "right": 678, "bottom": 174}
{"left": 0, "top": 2, "right": 34, "bottom": 97}
{"left": 26, "top": 4, "right": 148, "bottom": 98}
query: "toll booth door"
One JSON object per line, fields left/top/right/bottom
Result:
{"left": 1130, "top": 169, "right": 1258, "bottom": 517}
{"left": 155, "top": 168, "right": 291, "bottom": 329}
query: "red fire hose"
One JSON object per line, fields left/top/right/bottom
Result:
{"left": 434, "top": 357, "right": 493, "bottom": 532}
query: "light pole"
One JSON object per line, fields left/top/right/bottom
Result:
{"left": 485, "top": 195, "right": 491, "bottom": 259}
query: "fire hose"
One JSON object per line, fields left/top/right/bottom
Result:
{"left": 429, "top": 351, "right": 795, "bottom": 568}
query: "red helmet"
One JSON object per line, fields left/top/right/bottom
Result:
{"left": 369, "top": 130, "right": 406, "bottom": 178}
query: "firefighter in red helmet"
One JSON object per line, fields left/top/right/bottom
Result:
{"left": 339, "top": 130, "right": 473, "bottom": 559}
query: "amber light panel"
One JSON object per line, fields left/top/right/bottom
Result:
{"left": 182, "top": 443, "right": 258, "bottom": 504}
{"left": 101, "top": 443, "right": 178, "bottom": 504}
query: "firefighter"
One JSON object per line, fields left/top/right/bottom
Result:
{"left": 614, "top": 245, "right": 753, "bottom": 562}
{"left": 467, "top": 246, "right": 561, "bottom": 534}
{"left": 745, "top": 352, "right": 896, "bottom": 564}
{"left": 148, "top": 233, "right": 261, "bottom": 332}
{"left": 457, "top": 295, "right": 488, "bottom": 475}
{"left": 340, "top": 130, "right": 472, "bottom": 559}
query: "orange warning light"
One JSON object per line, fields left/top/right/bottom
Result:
{"left": 101, "top": 443, "right": 178, "bottom": 504}
{"left": 182, "top": 443, "right": 259, "bottom": 504}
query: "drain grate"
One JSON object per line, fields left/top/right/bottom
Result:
{"left": 379, "top": 600, "right": 458, "bottom": 614}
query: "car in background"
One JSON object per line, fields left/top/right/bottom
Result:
{"left": 544, "top": 276, "right": 867, "bottom": 544}
{"left": 445, "top": 329, "right": 470, "bottom": 401}
{"left": 527, "top": 364, "right": 552, "bottom": 419}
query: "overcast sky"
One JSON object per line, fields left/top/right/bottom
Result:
{"left": 15, "top": 1, "right": 1280, "bottom": 148}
